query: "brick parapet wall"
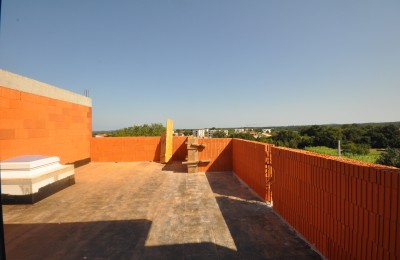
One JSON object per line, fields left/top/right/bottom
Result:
{"left": 91, "top": 137, "right": 162, "bottom": 162}
{"left": 198, "top": 138, "right": 233, "bottom": 173}
{"left": 232, "top": 139, "right": 273, "bottom": 201}
{"left": 272, "top": 146, "right": 399, "bottom": 259}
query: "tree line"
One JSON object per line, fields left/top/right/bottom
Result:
{"left": 109, "top": 123, "right": 166, "bottom": 137}
{"left": 258, "top": 124, "right": 400, "bottom": 167}
{"left": 267, "top": 124, "right": 400, "bottom": 151}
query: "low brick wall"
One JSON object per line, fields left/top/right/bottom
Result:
{"left": 198, "top": 138, "right": 233, "bottom": 173}
{"left": 272, "top": 147, "right": 400, "bottom": 259}
{"left": 232, "top": 139, "right": 273, "bottom": 201}
{"left": 91, "top": 137, "right": 161, "bottom": 162}
{"left": 171, "top": 136, "right": 187, "bottom": 161}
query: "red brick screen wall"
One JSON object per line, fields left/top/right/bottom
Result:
{"left": 0, "top": 86, "right": 92, "bottom": 165}
{"left": 232, "top": 139, "right": 273, "bottom": 201}
{"left": 90, "top": 137, "right": 161, "bottom": 162}
{"left": 198, "top": 138, "right": 233, "bottom": 173}
{"left": 171, "top": 136, "right": 187, "bottom": 161}
{"left": 272, "top": 147, "right": 399, "bottom": 259}
{"left": 90, "top": 137, "right": 233, "bottom": 173}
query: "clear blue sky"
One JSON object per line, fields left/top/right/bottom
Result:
{"left": 1, "top": 1, "right": 399, "bottom": 130}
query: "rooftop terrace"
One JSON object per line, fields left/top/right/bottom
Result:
{"left": 2, "top": 71, "right": 399, "bottom": 259}
{"left": 3, "top": 162, "right": 320, "bottom": 259}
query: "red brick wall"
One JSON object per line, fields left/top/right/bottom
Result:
{"left": 272, "top": 147, "right": 400, "bottom": 259}
{"left": 171, "top": 136, "right": 187, "bottom": 161}
{"left": 232, "top": 139, "right": 273, "bottom": 201}
{"left": 91, "top": 136, "right": 187, "bottom": 163}
{"left": 90, "top": 137, "right": 161, "bottom": 162}
{"left": 0, "top": 86, "right": 92, "bottom": 165}
{"left": 91, "top": 137, "right": 232, "bottom": 172}
{"left": 198, "top": 138, "right": 233, "bottom": 172}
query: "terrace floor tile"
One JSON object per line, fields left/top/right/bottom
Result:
{"left": 3, "top": 161, "right": 321, "bottom": 259}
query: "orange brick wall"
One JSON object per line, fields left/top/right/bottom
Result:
{"left": 198, "top": 138, "right": 233, "bottom": 172}
{"left": 171, "top": 136, "right": 187, "bottom": 161}
{"left": 272, "top": 147, "right": 400, "bottom": 259}
{"left": 0, "top": 86, "right": 92, "bottom": 165}
{"left": 90, "top": 136, "right": 232, "bottom": 172}
{"left": 90, "top": 137, "right": 161, "bottom": 162}
{"left": 232, "top": 139, "right": 273, "bottom": 201}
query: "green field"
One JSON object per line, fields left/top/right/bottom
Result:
{"left": 304, "top": 146, "right": 383, "bottom": 164}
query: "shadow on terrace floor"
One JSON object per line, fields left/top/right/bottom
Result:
{"left": 161, "top": 160, "right": 187, "bottom": 173}
{"left": 206, "top": 172, "right": 322, "bottom": 259}
{"left": 5, "top": 220, "right": 239, "bottom": 259}
{"left": 3, "top": 162, "right": 321, "bottom": 259}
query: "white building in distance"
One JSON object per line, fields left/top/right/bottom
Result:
{"left": 193, "top": 129, "right": 206, "bottom": 138}
{"left": 234, "top": 129, "right": 245, "bottom": 133}
{"left": 208, "top": 129, "right": 228, "bottom": 138}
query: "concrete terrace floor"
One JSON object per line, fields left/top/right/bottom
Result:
{"left": 3, "top": 162, "right": 321, "bottom": 260}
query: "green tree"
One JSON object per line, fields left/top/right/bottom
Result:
{"left": 298, "top": 135, "right": 314, "bottom": 149}
{"left": 342, "top": 142, "right": 370, "bottom": 155}
{"left": 112, "top": 123, "right": 165, "bottom": 137}
{"left": 342, "top": 124, "right": 367, "bottom": 144}
{"left": 257, "top": 135, "right": 273, "bottom": 144}
{"left": 376, "top": 148, "right": 400, "bottom": 168}
{"left": 272, "top": 130, "right": 301, "bottom": 148}
{"left": 183, "top": 130, "right": 192, "bottom": 136}
{"left": 366, "top": 125, "right": 400, "bottom": 148}
{"left": 230, "top": 132, "right": 256, "bottom": 141}
{"left": 212, "top": 130, "right": 227, "bottom": 138}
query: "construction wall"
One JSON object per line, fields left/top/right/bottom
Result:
{"left": 232, "top": 139, "right": 273, "bottom": 201}
{"left": 272, "top": 147, "right": 400, "bottom": 260}
{"left": 91, "top": 136, "right": 188, "bottom": 163}
{"left": 0, "top": 70, "right": 92, "bottom": 166}
{"left": 91, "top": 137, "right": 161, "bottom": 162}
{"left": 171, "top": 136, "right": 187, "bottom": 161}
{"left": 198, "top": 138, "right": 233, "bottom": 173}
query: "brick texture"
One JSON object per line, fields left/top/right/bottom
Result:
{"left": 232, "top": 139, "right": 273, "bottom": 202}
{"left": 198, "top": 138, "right": 233, "bottom": 173}
{"left": 0, "top": 86, "right": 91, "bottom": 165}
{"left": 272, "top": 146, "right": 400, "bottom": 260}
{"left": 91, "top": 137, "right": 162, "bottom": 162}
{"left": 171, "top": 136, "right": 187, "bottom": 161}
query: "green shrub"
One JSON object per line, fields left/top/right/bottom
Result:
{"left": 342, "top": 142, "right": 370, "bottom": 155}
{"left": 376, "top": 148, "right": 400, "bottom": 168}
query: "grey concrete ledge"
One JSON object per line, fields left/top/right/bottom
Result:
{"left": 0, "top": 69, "right": 92, "bottom": 107}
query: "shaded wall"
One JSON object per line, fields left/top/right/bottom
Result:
{"left": 0, "top": 76, "right": 92, "bottom": 166}
{"left": 232, "top": 139, "right": 273, "bottom": 201}
{"left": 171, "top": 136, "right": 187, "bottom": 161}
{"left": 91, "top": 137, "right": 161, "bottom": 162}
{"left": 272, "top": 147, "right": 399, "bottom": 260}
{"left": 198, "top": 138, "right": 233, "bottom": 173}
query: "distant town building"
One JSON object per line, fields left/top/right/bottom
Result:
{"left": 234, "top": 128, "right": 245, "bottom": 133}
{"left": 208, "top": 129, "right": 228, "bottom": 138}
{"left": 249, "top": 131, "right": 257, "bottom": 137}
{"left": 94, "top": 134, "right": 108, "bottom": 138}
{"left": 193, "top": 129, "right": 206, "bottom": 138}
{"left": 262, "top": 129, "right": 272, "bottom": 134}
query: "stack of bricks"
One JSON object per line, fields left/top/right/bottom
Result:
{"left": 272, "top": 147, "right": 399, "bottom": 259}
